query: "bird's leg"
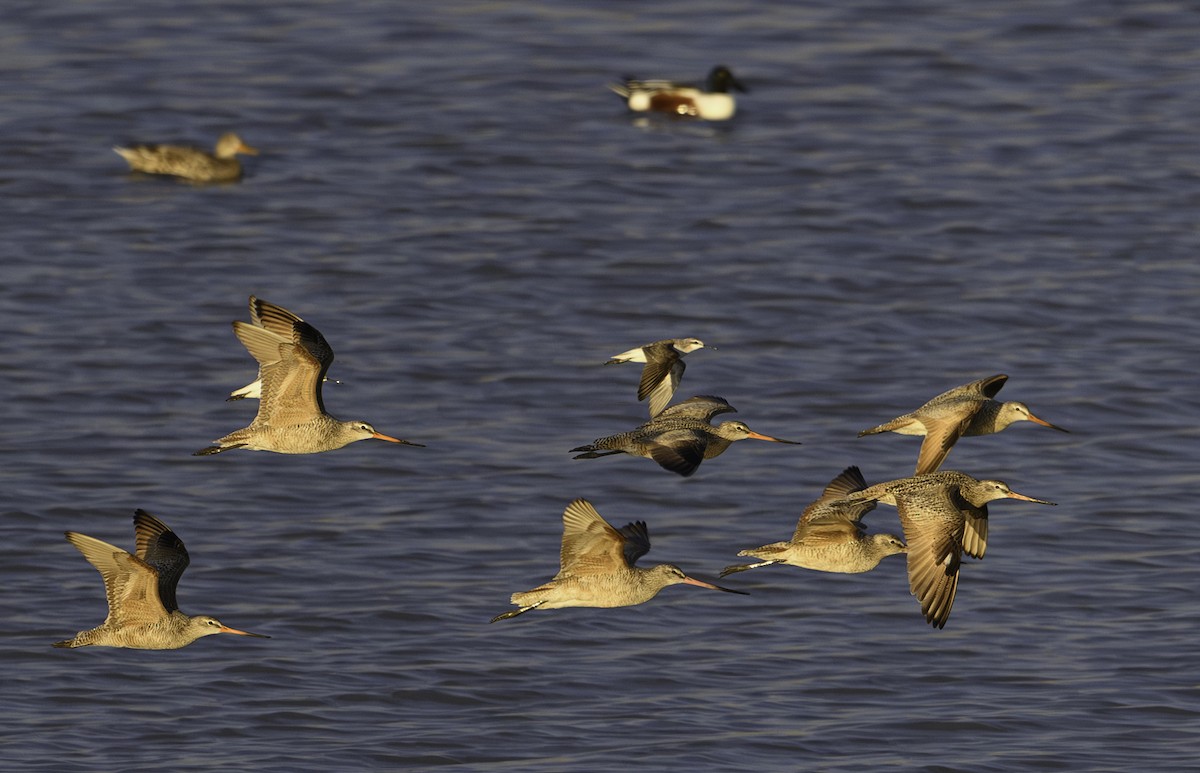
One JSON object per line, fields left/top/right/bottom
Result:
{"left": 192, "top": 443, "right": 247, "bottom": 456}
{"left": 571, "top": 450, "right": 624, "bottom": 459}
{"left": 490, "top": 601, "right": 545, "bottom": 623}
{"left": 719, "top": 559, "right": 781, "bottom": 577}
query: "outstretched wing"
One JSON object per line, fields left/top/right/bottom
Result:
{"left": 132, "top": 510, "right": 190, "bottom": 612}
{"left": 253, "top": 297, "right": 335, "bottom": 372}
{"left": 235, "top": 319, "right": 328, "bottom": 424}
{"left": 647, "top": 430, "right": 707, "bottom": 477}
{"left": 973, "top": 374, "right": 1008, "bottom": 399}
{"left": 615, "top": 521, "right": 652, "bottom": 566}
{"left": 895, "top": 487, "right": 965, "bottom": 629}
{"left": 654, "top": 395, "right": 735, "bottom": 423}
{"left": 65, "top": 531, "right": 166, "bottom": 627}
{"left": 793, "top": 466, "right": 876, "bottom": 542}
{"left": 559, "top": 499, "right": 628, "bottom": 575}
{"left": 914, "top": 411, "right": 979, "bottom": 476}
{"left": 637, "top": 341, "right": 686, "bottom": 417}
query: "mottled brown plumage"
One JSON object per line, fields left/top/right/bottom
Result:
{"left": 722, "top": 466, "right": 906, "bottom": 577}
{"left": 605, "top": 337, "right": 708, "bottom": 417}
{"left": 571, "top": 395, "right": 798, "bottom": 477}
{"left": 847, "top": 471, "right": 1056, "bottom": 629}
{"left": 858, "top": 374, "right": 1068, "bottom": 475}
{"left": 491, "top": 499, "right": 745, "bottom": 622}
{"left": 114, "top": 132, "right": 257, "bottom": 183}
{"left": 54, "top": 510, "right": 268, "bottom": 649}
{"left": 195, "top": 297, "right": 422, "bottom": 455}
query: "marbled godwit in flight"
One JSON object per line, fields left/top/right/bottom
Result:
{"left": 114, "top": 132, "right": 258, "bottom": 183}
{"left": 846, "top": 471, "right": 1056, "bottom": 628}
{"left": 858, "top": 374, "right": 1068, "bottom": 475}
{"left": 195, "top": 297, "right": 422, "bottom": 455}
{"left": 609, "top": 65, "right": 747, "bottom": 121}
{"left": 721, "top": 466, "right": 906, "bottom": 577}
{"left": 491, "top": 498, "right": 745, "bottom": 622}
{"left": 606, "top": 337, "right": 708, "bottom": 417}
{"left": 54, "top": 510, "right": 268, "bottom": 649}
{"left": 571, "top": 395, "right": 798, "bottom": 477}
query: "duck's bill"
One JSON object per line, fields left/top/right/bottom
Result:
{"left": 238, "top": 142, "right": 260, "bottom": 156}
{"left": 373, "top": 432, "right": 425, "bottom": 447}
{"left": 221, "top": 625, "right": 270, "bottom": 638}
{"left": 683, "top": 576, "right": 749, "bottom": 595}
{"left": 746, "top": 431, "right": 800, "bottom": 444}
{"left": 1008, "top": 491, "right": 1057, "bottom": 506}
{"left": 1028, "top": 413, "right": 1069, "bottom": 432}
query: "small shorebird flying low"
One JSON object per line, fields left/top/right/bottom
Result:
{"left": 195, "top": 296, "right": 422, "bottom": 455}
{"left": 605, "top": 337, "right": 709, "bottom": 417}
{"left": 491, "top": 498, "right": 746, "bottom": 622}
{"left": 845, "top": 471, "right": 1056, "bottom": 629}
{"left": 571, "top": 395, "right": 799, "bottom": 477}
{"left": 54, "top": 510, "right": 269, "bottom": 649}
{"left": 114, "top": 132, "right": 258, "bottom": 183}
{"left": 721, "top": 466, "right": 906, "bottom": 577}
{"left": 608, "top": 65, "right": 747, "bottom": 121}
{"left": 858, "top": 374, "right": 1068, "bottom": 475}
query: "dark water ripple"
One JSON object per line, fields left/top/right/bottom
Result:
{"left": 3, "top": 0, "right": 1200, "bottom": 770}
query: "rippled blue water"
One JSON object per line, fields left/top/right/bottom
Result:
{"left": 2, "top": 1, "right": 1198, "bottom": 770}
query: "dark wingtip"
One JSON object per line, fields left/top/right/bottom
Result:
{"left": 982, "top": 374, "right": 1009, "bottom": 398}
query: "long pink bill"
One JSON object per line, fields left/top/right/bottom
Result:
{"left": 683, "top": 576, "right": 749, "bottom": 595}
{"left": 220, "top": 625, "right": 270, "bottom": 638}
{"left": 1027, "top": 413, "right": 1069, "bottom": 433}
{"left": 745, "top": 430, "right": 800, "bottom": 445}
{"left": 372, "top": 431, "right": 425, "bottom": 447}
{"left": 1007, "top": 491, "right": 1057, "bottom": 506}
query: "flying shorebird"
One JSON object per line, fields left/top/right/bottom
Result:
{"left": 491, "top": 498, "right": 746, "bottom": 622}
{"left": 858, "top": 374, "right": 1068, "bottom": 475}
{"left": 605, "top": 337, "right": 708, "bottom": 417}
{"left": 571, "top": 395, "right": 799, "bottom": 477}
{"left": 114, "top": 132, "right": 258, "bottom": 183}
{"left": 54, "top": 510, "right": 269, "bottom": 649}
{"left": 608, "top": 65, "right": 748, "bottom": 121}
{"left": 721, "top": 466, "right": 907, "bottom": 577}
{"left": 195, "top": 296, "right": 422, "bottom": 455}
{"left": 845, "top": 471, "right": 1056, "bottom": 629}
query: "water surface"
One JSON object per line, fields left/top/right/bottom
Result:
{"left": 2, "top": 1, "right": 1198, "bottom": 770}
